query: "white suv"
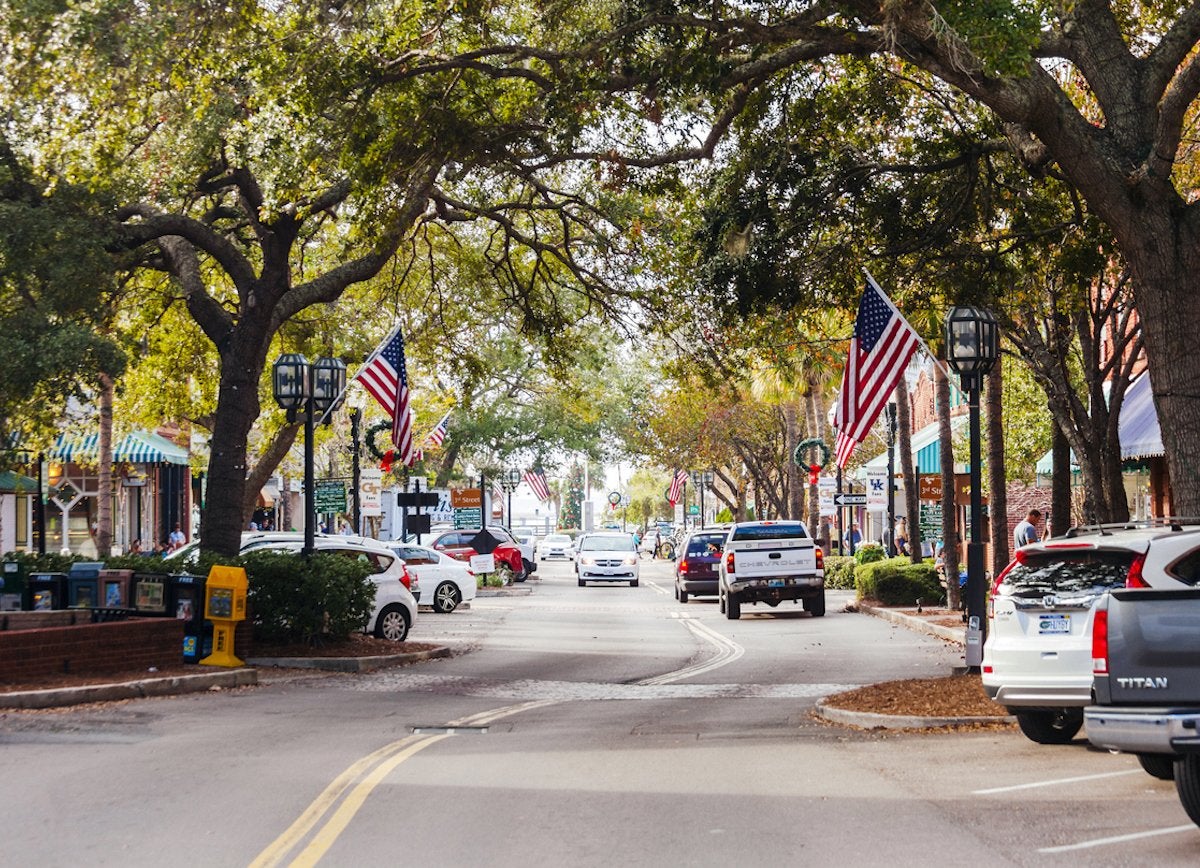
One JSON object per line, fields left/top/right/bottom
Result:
{"left": 983, "top": 524, "right": 1200, "bottom": 744}
{"left": 576, "top": 533, "right": 640, "bottom": 587}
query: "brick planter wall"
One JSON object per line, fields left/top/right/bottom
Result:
{"left": 0, "top": 619, "right": 184, "bottom": 684}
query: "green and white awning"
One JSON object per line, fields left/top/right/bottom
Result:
{"left": 50, "top": 431, "right": 189, "bottom": 465}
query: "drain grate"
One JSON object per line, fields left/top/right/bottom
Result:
{"left": 411, "top": 725, "right": 489, "bottom": 735}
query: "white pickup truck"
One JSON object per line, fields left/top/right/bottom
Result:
{"left": 717, "top": 520, "right": 825, "bottom": 619}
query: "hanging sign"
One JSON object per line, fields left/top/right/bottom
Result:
{"left": 360, "top": 469, "right": 383, "bottom": 516}
{"left": 866, "top": 469, "right": 888, "bottom": 511}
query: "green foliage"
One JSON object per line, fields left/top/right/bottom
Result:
{"left": 561, "top": 464, "right": 584, "bottom": 530}
{"left": 854, "top": 543, "right": 885, "bottom": 565}
{"left": 823, "top": 555, "right": 856, "bottom": 590}
{"left": 855, "top": 556, "right": 943, "bottom": 605}
{"left": 241, "top": 551, "right": 376, "bottom": 645}
{"left": 1, "top": 551, "right": 86, "bottom": 573}
{"left": 714, "top": 506, "right": 734, "bottom": 523}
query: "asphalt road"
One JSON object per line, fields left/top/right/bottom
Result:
{"left": 3, "top": 557, "right": 1197, "bottom": 866}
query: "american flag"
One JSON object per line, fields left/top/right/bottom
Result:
{"left": 524, "top": 468, "right": 551, "bottom": 501}
{"left": 425, "top": 410, "right": 451, "bottom": 447}
{"left": 833, "top": 275, "right": 921, "bottom": 468}
{"left": 353, "top": 328, "right": 415, "bottom": 467}
{"left": 667, "top": 469, "right": 687, "bottom": 505}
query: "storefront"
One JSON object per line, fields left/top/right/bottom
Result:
{"left": 47, "top": 430, "right": 191, "bottom": 555}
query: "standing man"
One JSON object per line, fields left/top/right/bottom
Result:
{"left": 1014, "top": 509, "right": 1042, "bottom": 548}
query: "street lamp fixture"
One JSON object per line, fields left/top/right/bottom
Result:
{"left": 499, "top": 467, "right": 522, "bottom": 526}
{"left": 944, "top": 306, "right": 1000, "bottom": 670}
{"left": 690, "top": 470, "right": 714, "bottom": 526}
{"left": 272, "top": 353, "right": 345, "bottom": 556}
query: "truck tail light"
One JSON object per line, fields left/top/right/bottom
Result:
{"left": 1125, "top": 553, "right": 1149, "bottom": 588}
{"left": 725, "top": 551, "right": 735, "bottom": 574}
{"left": 814, "top": 547, "right": 824, "bottom": 569}
{"left": 1092, "top": 608, "right": 1109, "bottom": 674}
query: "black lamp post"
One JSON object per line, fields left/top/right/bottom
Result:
{"left": 944, "top": 305, "right": 1000, "bottom": 670}
{"left": 272, "top": 353, "right": 346, "bottom": 556}
{"left": 885, "top": 402, "right": 897, "bottom": 556}
{"left": 691, "top": 471, "right": 714, "bottom": 526}
{"left": 499, "top": 468, "right": 521, "bottom": 527}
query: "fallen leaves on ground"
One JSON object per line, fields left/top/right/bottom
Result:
{"left": 823, "top": 674, "right": 1007, "bottom": 718}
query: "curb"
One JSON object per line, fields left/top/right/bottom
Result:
{"left": 0, "top": 668, "right": 258, "bottom": 710}
{"left": 814, "top": 697, "right": 1015, "bottom": 730}
{"left": 246, "top": 646, "right": 451, "bottom": 673}
{"left": 857, "top": 603, "right": 965, "bottom": 644}
{"left": 477, "top": 586, "right": 533, "bottom": 597}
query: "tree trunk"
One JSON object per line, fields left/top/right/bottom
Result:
{"left": 935, "top": 356, "right": 961, "bottom": 609}
{"left": 986, "top": 359, "right": 1009, "bottom": 574}
{"left": 805, "top": 391, "right": 819, "bottom": 538}
{"left": 1051, "top": 420, "right": 1072, "bottom": 536}
{"left": 96, "top": 373, "right": 114, "bottom": 557}
{"left": 785, "top": 400, "right": 802, "bottom": 520}
{"left": 895, "top": 374, "right": 921, "bottom": 564}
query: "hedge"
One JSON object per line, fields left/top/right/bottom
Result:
{"left": 855, "top": 556, "right": 944, "bottom": 606}
{"left": 854, "top": 543, "right": 885, "bottom": 565}
{"left": 824, "top": 556, "right": 856, "bottom": 590}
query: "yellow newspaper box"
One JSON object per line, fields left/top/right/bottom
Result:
{"left": 200, "top": 565, "right": 248, "bottom": 667}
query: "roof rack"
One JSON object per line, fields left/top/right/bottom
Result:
{"left": 1062, "top": 517, "right": 1200, "bottom": 538}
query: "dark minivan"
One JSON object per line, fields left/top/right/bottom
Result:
{"left": 674, "top": 528, "right": 728, "bottom": 603}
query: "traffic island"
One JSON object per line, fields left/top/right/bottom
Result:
{"left": 814, "top": 674, "right": 1015, "bottom": 730}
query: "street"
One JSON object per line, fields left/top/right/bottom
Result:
{"left": 3, "top": 558, "right": 1197, "bottom": 867}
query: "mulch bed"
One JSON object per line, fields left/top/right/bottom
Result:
{"left": 823, "top": 674, "right": 1006, "bottom": 718}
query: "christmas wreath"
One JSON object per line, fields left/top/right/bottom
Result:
{"left": 365, "top": 421, "right": 393, "bottom": 463}
{"left": 793, "top": 437, "right": 831, "bottom": 474}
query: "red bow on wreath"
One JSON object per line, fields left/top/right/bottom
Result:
{"left": 380, "top": 450, "right": 396, "bottom": 473}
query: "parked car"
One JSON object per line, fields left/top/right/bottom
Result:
{"left": 386, "top": 542, "right": 476, "bottom": 613}
{"left": 575, "top": 532, "right": 640, "bottom": 587}
{"left": 537, "top": 533, "right": 576, "bottom": 561}
{"left": 983, "top": 523, "right": 1200, "bottom": 744}
{"left": 429, "top": 528, "right": 527, "bottom": 583}
{"left": 674, "top": 528, "right": 727, "bottom": 603}
{"left": 235, "top": 532, "right": 418, "bottom": 642}
{"left": 492, "top": 525, "right": 538, "bottom": 576}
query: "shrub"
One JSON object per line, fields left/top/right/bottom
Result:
{"left": 854, "top": 543, "right": 885, "bottom": 565}
{"left": 242, "top": 550, "right": 376, "bottom": 645}
{"left": 857, "top": 557, "right": 944, "bottom": 606}
{"left": 823, "top": 556, "right": 856, "bottom": 590}
{"left": 2, "top": 551, "right": 85, "bottom": 572}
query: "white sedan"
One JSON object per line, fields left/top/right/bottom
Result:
{"left": 537, "top": 533, "right": 576, "bottom": 561}
{"left": 388, "top": 542, "right": 476, "bottom": 613}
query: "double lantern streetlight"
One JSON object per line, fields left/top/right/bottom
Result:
{"left": 499, "top": 468, "right": 522, "bottom": 526}
{"left": 272, "top": 354, "right": 347, "bottom": 556}
{"left": 944, "top": 306, "right": 1000, "bottom": 670}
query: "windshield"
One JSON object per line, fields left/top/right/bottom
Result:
{"left": 1002, "top": 551, "right": 1134, "bottom": 597}
{"left": 730, "top": 523, "right": 808, "bottom": 541}
{"left": 578, "top": 535, "right": 636, "bottom": 552}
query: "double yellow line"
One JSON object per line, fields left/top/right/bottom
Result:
{"left": 250, "top": 700, "right": 559, "bottom": 868}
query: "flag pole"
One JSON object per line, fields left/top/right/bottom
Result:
{"left": 317, "top": 321, "right": 405, "bottom": 427}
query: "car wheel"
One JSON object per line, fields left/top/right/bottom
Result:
{"left": 1176, "top": 755, "right": 1200, "bottom": 825}
{"left": 630, "top": 580, "right": 638, "bottom": 587}
{"left": 679, "top": 587, "right": 689, "bottom": 604}
{"left": 804, "top": 593, "right": 826, "bottom": 617}
{"left": 496, "top": 562, "right": 515, "bottom": 586}
{"left": 1013, "top": 708, "right": 1083, "bottom": 744}
{"left": 725, "top": 591, "right": 741, "bottom": 620}
{"left": 433, "top": 581, "right": 461, "bottom": 614}
{"left": 374, "top": 604, "right": 411, "bottom": 642}
{"left": 578, "top": 578, "right": 585, "bottom": 587}
{"left": 1138, "top": 753, "right": 1177, "bottom": 781}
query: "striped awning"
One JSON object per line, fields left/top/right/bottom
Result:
{"left": 50, "top": 430, "right": 189, "bottom": 465}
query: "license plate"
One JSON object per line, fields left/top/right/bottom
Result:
{"left": 768, "top": 579, "right": 786, "bottom": 588}
{"left": 1038, "top": 614, "right": 1070, "bottom": 634}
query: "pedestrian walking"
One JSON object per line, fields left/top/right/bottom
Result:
{"left": 1014, "top": 509, "right": 1042, "bottom": 548}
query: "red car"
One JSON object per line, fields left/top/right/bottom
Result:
{"left": 430, "top": 528, "right": 527, "bottom": 583}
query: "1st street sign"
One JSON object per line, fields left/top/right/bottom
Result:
{"left": 833, "top": 493, "right": 867, "bottom": 506}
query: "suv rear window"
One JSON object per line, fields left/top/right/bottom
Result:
{"left": 729, "top": 523, "right": 809, "bottom": 542}
{"left": 686, "top": 534, "right": 726, "bottom": 557}
{"left": 1002, "top": 550, "right": 1134, "bottom": 596}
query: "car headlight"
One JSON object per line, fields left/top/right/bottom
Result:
{"left": 580, "top": 556, "right": 596, "bottom": 565}
{"left": 623, "top": 556, "right": 638, "bottom": 565}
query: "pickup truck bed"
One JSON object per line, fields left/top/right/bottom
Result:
{"left": 1085, "top": 587, "right": 1200, "bottom": 824}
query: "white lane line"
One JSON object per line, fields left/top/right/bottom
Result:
{"left": 1037, "top": 825, "right": 1196, "bottom": 853}
{"left": 645, "top": 580, "right": 670, "bottom": 597}
{"left": 973, "top": 768, "right": 1140, "bottom": 795}
{"left": 639, "top": 616, "right": 744, "bottom": 685}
